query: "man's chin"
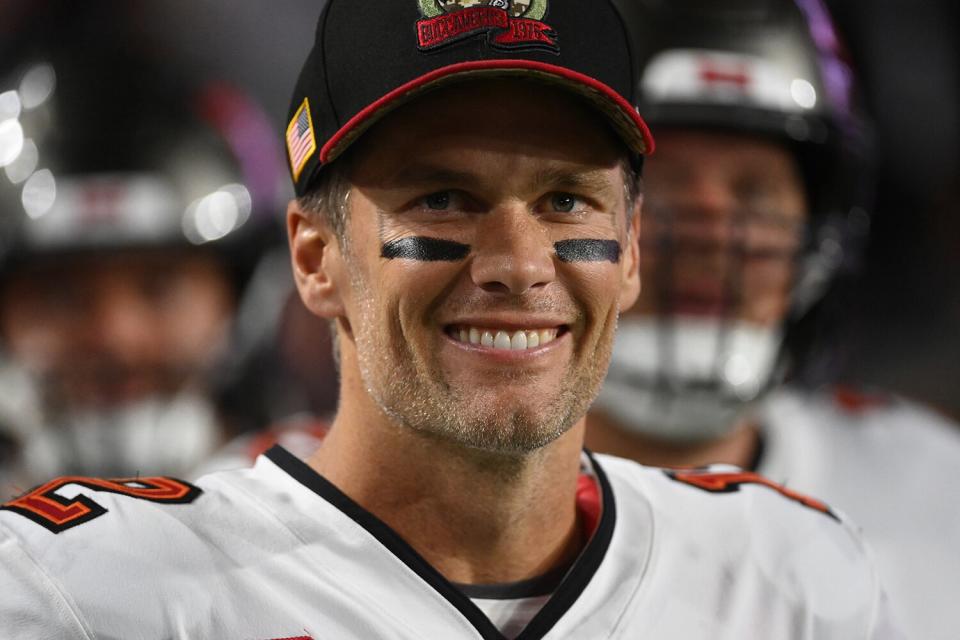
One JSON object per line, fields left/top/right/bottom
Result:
{"left": 417, "top": 401, "right": 576, "bottom": 456}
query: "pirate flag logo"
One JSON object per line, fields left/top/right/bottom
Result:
{"left": 416, "top": 0, "right": 558, "bottom": 52}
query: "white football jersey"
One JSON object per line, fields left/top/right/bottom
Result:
{"left": 759, "top": 387, "right": 960, "bottom": 640}
{"left": 0, "top": 446, "right": 902, "bottom": 639}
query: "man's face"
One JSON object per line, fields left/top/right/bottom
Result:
{"left": 313, "top": 80, "right": 640, "bottom": 454}
{"left": 0, "top": 251, "right": 235, "bottom": 409}
{"left": 632, "top": 129, "right": 808, "bottom": 326}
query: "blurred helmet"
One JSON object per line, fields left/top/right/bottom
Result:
{"left": 0, "top": 41, "right": 286, "bottom": 481}
{"left": 0, "top": 46, "right": 284, "bottom": 286}
{"left": 596, "top": 0, "right": 873, "bottom": 441}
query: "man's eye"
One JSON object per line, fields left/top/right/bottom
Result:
{"left": 551, "top": 193, "right": 579, "bottom": 213}
{"left": 423, "top": 192, "right": 452, "bottom": 210}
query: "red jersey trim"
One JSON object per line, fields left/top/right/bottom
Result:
{"left": 665, "top": 469, "right": 838, "bottom": 522}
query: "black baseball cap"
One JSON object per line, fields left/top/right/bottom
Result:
{"left": 286, "top": 0, "right": 655, "bottom": 196}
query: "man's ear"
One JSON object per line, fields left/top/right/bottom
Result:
{"left": 619, "top": 195, "right": 642, "bottom": 311}
{"left": 287, "top": 199, "right": 347, "bottom": 319}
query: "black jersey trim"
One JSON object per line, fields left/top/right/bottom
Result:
{"left": 264, "top": 445, "right": 617, "bottom": 640}
{"left": 454, "top": 559, "right": 572, "bottom": 600}
{"left": 264, "top": 445, "right": 505, "bottom": 639}
{"left": 514, "top": 449, "right": 616, "bottom": 640}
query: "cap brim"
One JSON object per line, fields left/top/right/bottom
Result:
{"left": 319, "top": 59, "right": 655, "bottom": 166}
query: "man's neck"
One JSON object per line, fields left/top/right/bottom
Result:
{"left": 308, "top": 402, "right": 587, "bottom": 586}
{"left": 585, "top": 410, "right": 762, "bottom": 470}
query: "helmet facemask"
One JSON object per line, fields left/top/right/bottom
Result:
{"left": 594, "top": 0, "right": 872, "bottom": 444}
{"left": 597, "top": 162, "right": 806, "bottom": 441}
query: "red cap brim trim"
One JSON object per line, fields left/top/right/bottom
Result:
{"left": 319, "top": 59, "right": 655, "bottom": 165}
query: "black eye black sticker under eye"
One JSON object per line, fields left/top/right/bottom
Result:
{"left": 381, "top": 237, "right": 471, "bottom": 262}
{"left": 554, "top": 239, "right": 621, "bottom": 263}
{"left": 380, "top": 237, "right": 621, "bottom": 263}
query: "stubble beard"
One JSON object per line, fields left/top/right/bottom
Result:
{"left": 350, "top": 282, "right": 615, "bottom": 457}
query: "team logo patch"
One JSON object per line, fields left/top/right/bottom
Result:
{"left": 286, "top": 98, "right": 317, "bottom": 181}
{"left": 416, "top": 0, "right": 558, "bottom": 53}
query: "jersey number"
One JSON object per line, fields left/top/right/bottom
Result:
{"left": 665, "top": 469, "right": 837, "bottom": 521}
{"left": 1, "top": 476, "right": 201, "bottom": 533}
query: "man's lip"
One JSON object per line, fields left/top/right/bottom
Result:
{"left": 441, "top": 316, "right": 570, "bottom": 331}
{"left": 442, "top": 326, "right": 570, "bottom": 356}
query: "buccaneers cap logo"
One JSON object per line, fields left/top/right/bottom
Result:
{"left": 416, "top": 0, "right": 558, "bottom": 52}
{"left": 427, "top": 0, "right": 544, "bottom": 18}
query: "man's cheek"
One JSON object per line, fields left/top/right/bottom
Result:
{"left": 558, "top": 260, "right": 622, "bottom": 315}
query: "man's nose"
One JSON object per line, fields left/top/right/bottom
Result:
{"left": 683, "top": 175, "right": 736, "bottom": 216}
{"left": 470, "top": 203, "right": 556, "bottom": 296}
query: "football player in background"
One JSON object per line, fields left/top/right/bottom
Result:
{"left": 0, "top": 39, "right": 286, "bottom": 488}
{"left": 587, "top": 1, "right": 960, "bottom": 637}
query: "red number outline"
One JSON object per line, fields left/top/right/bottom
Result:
{"left": 665, "top": 469, "right": 837, "bottom": 521}
{"left": 1, "top": 476, "right": 201, "bottom": 533}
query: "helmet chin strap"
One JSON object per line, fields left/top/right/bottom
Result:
{"left": 594, "top": 316, "right": 782, "bottom": 443}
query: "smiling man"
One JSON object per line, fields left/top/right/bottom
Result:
{"left": 0, "top": 1, "right": 904, "bottom": 638}
{"left": 288, "top": 77, "right": 642, "bottom": 596}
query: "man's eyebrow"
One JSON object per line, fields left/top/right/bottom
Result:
{"left": 532, "top": 167, "right": 616, "bottom": 194}
{"left": 381, "top": 163, "right": 481, "bottom": 189}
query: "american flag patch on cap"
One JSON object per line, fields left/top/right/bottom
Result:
{"left": 286, "top": 98, "right": 317, "bottom": 181}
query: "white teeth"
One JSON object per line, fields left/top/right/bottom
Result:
{"left": 452, "top": 326, "right": 558, "bottom": 351}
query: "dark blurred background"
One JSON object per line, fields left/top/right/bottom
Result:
{"left": 1, "top": 0, "right": 957, "bottom": 419}
{"left": 824, "top": 0, "right": 959, "bottom": 418}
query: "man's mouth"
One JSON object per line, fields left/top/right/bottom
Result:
{"left": 446, "top": 325, "right": 562, "bottom": 351}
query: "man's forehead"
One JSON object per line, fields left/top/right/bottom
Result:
{"left": 651, "top": 128, "right": 795, "bottom": 162}
{"left": 372, "top": 159, "right": 623, "bottom": 192}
